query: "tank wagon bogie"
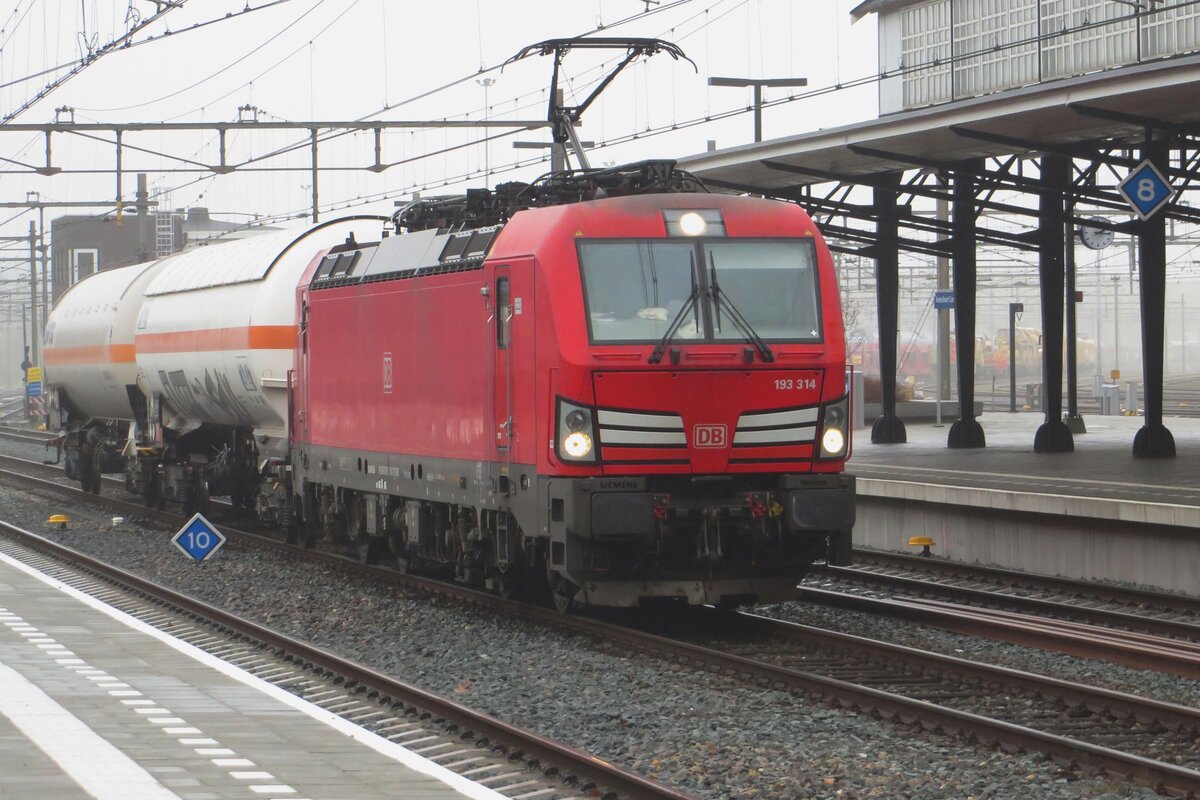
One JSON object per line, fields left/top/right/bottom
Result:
{"left": 43, "top": 161, "right": 855, "bottom": 610}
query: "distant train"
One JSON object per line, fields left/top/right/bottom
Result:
{"left": 850, "top": 329, "right": 1098, "bottom": 385}
{"left": 43, "top": 161, "right": 855, "bottom": 610}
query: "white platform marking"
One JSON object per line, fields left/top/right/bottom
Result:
{"left": 1, "top": 549, "right": 508, "bottom": 800}
{"left": 0, "top": 661, "right": 183, "bottom": 800}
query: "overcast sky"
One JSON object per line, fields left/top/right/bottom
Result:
{"left": 0, "top": 0, "right": 878, "bottom": 229}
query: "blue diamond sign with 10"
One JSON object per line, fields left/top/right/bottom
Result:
{"left": 171, "top": 513, "right": 226, "bottom": 562}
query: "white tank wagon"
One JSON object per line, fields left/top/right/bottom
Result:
{"left": 44, "top": 216, "right": 386, "bottom": 514}
{"left": 43, "top": 259, "right": 162, "bottom": 423}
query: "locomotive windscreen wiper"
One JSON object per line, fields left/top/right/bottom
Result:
{"left": 708, "top": 252, "right": 774, "bottom": 363}
{"left": 648, "top": 256, "right": 699, "bottom": 364}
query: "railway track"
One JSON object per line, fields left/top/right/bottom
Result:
{"left": 4, "top": 456, "right": 1200, "bottom": 797}
{"left": 832, "top": 549, "right": 1200, "bottom": 622}
{"left": 0, "top": 520, "right": 695, "bottom": 800}
{"left": 0, "top": 424, "right": 55, "bottom": 446}
{"left": 806, "top": 551, "right": 1200, "bottom": 676}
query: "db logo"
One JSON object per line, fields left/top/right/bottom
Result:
{"left": 382, "top": 353, "right": 393, "bottom": 394}
{"left": 693, "top": 424, "right": 727, "bottom": 448}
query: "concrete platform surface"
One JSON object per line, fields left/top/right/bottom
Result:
{"left": 851, "top": 410, "right": 1200, "bottom": 506}
{"left": 848, "top": 411, "right": 1200, "bottom": 594}
{"left": 0, "top": 550, "right": 503, "bottom": 800}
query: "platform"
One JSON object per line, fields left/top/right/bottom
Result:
{"left": 0, "top": 550, "right": 502, "bottom": 800}
{"left": 847, "top": 411, "right": 1200, "bottom": 595}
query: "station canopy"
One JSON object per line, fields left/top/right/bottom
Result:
{"left": 678, "top": 53, "right": 1200, "bottom": 192}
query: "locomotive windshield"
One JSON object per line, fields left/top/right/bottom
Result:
{"left": 579, "top": 239, "right": 821, "bottom": 344}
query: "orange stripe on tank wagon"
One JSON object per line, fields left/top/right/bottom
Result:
{"left": 43, "top": 343, "right": 137, "bottom": 366}
{"left": 134, "top": 325, "right": 297, "bottom": 353}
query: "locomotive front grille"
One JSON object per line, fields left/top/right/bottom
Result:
{"left": 732, "top": 406, "right": 818, "bottom": 447}
{"left": 597, "top": 408, "right": 688, "bottom": 464}
{"left": 727, "top": 405, "right": 818, "bottom": 466}
{"left": 597, "top": 409, "right": 686, "bottom": 446}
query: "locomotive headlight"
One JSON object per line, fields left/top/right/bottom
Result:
{"left": 557, "top": 398, "right": 598, "bottom": 463}
{"left": 821, "top": 427, "right": 845, "bottom": 456}
{"left": 563, "top": 431, "right": 594, "bottom": 459}
{"left": 818, "top": 398, "right": 850, "bottom": 459}
{"left": 678, "top": 211, "right": 707, "bottom": 236}
{"left": 663, "top": 208, "right": 726, "bottom": 237}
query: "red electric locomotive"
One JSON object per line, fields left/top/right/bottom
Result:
{"left": 291, "top": 162, "right": 855, "bottom": 609}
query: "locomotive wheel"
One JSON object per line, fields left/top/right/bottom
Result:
{"left": 387, "top": 534, "right": 410, "bottom": 573}
{"left": 280, "top": 507, "right": 299, "bottom": 545}
{"left": 549, "top": 573, "right": 579, "bottom": 614}
{"left": 493, "top": 566, "right": 527, "bottom": 601}
{"left": 300, "top": 512, "right": 318, "bottom": 549}
{"left": 356, "top": 535, "right": 387, "bottom": 565}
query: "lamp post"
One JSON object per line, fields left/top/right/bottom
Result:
{"left": 476, "top": 78, "right": 496, "bottom": 180}
{"left": 1111, "top": 275, "right": 1121, "bottom": 372}
{"left": 1008, "top": 302, "right": 1023, "bottom": 412}
{"left": 707, "top": 77, "right": 808, "bottom": 143}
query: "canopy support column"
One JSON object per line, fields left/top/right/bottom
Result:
{"left": 1035, "top": 154, "right": 1073, "bottom": 452}
{"left": 948, "top": 164, "right": 985, "bottom": 448}
{"left": 871, "top": 171, "right": 907, "bottom": 444}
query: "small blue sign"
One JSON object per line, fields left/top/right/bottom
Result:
{"left": 171, "top": 514, "right": 226, "bottom": 562}
{"left": 25, "top": 381, "right": 42, "bottom": 397}
{"left": 1117, "top": 159, "right": 1174, "bottom": 221}
{"left": 933, "top": 290, "right": 955, "bottom": 310}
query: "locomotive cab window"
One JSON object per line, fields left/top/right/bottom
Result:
{"left": 578, "top": 238, "right": 822, "bottom": 344}
{"left": 706, "top": 240, "right": 822, "bottom": 343}
{"left": 579, "top": 241, "right": 698, "bottom": 343}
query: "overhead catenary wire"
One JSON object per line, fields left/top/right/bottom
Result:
{"left": 1, "top": 0, "right": 189, "bottom": 124}
{"left": 0, "top": 0, "right": 299, "bottom": 93}
{"left": 73, "top": 0, "right": 332, "bottom": 114}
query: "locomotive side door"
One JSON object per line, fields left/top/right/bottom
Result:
{"left": 491, "top": 259, "right": 533, "bottom": 466}
{"left": 492, "top": 267, "right": 513, "bottom": 454}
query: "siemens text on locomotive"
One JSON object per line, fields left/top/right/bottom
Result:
{"left": 43, "top": 161, "right": 855, "bottom": 610}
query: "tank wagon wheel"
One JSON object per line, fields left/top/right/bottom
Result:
{"left": 142, "top": 478, "right": 162, "bottom": 510}
{"left": 78, "top": 454, "right": 102, "bottom": 495}
{"left": 180, "top": 482, "right": 210, "bottom": 517}
{"left": 230, "top": 491, "right": 255, "bottom": 515}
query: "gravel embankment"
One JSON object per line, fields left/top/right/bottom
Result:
{"left": 0, "top": 474, "right": 1173, "bottom": 800}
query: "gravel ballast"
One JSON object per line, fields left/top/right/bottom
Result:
{"left": 0, "top": 476, "right": 1183, "bottom": 800}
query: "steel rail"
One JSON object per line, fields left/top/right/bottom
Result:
{"left": 0, "top": 521, "right": 697, "bottom": 800}
{"left": 814, "top": 562, "right": 1200, "bottom": 640}
{"left": 801, "top": 586, "right": 1200, "bottom": 680}
{"left": 733, "top": 610, "right": 1200, "bottom": 735}
{"left": 6, "top": 456, "right": 1200, "bottom": 795}
{"left": 837, "top": 549, "right": 1200, "bottom": 616}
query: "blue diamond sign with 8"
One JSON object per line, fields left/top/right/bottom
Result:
{"left": 1117, "top": 159, "right": 1174, "bottom": 221}
{"left": 171, "top": 513, "right": 227, "bottom": 562}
